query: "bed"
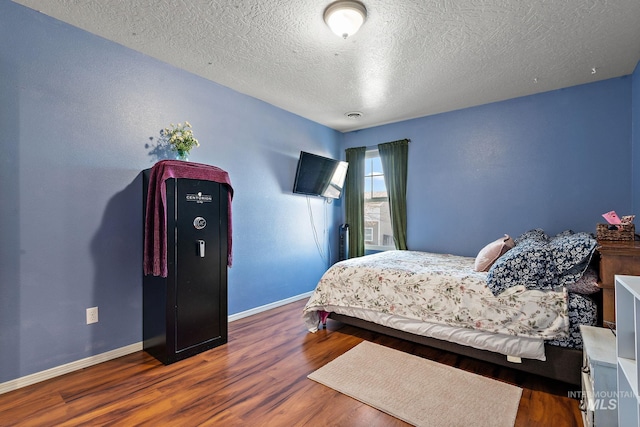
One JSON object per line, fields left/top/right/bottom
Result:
{"left": 303, "top": 229, "right": 600, "bottom": 386}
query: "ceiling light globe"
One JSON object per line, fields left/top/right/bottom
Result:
{"left": 324, "top": 1, "right": 367, "bottom": 39}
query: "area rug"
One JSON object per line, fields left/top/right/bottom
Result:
{"left": 308, "top": 341, "right": 522, "bottom": 427}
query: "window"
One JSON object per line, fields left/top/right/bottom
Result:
{"left": 364, "top": 227, "right": 374, "bottom": 242}
{"left": 364, "top": 149, "right": 395, "bottom": 251}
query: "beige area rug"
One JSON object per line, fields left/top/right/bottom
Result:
{"left": 308, "top": 341, "right": 522, "bottom": 427}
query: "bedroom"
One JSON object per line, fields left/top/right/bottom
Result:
{"left": 1, "top": 0, "right": 639, "bottom": 425}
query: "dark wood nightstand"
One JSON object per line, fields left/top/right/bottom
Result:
{"left": 597, "top": 239, "right": 640, "bottom": 324}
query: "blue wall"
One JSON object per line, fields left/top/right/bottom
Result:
{"left": 344, "top": 77, "right": 634, "bottom": 257}
{"left": 0, "top": 1, "right": 342, "bottom": 383}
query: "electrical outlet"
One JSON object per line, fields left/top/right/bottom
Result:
{"left": 86, "top": 307, "right": 98, "bottom": 324}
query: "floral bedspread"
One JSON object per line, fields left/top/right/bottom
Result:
{"left": 303, "top": 250, "right": 569, "bottom": 339}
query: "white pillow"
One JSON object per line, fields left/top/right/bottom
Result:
{"left": 474, "top": 234, "right": 515, "bottom": 272}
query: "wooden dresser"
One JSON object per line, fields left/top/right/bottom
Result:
{"left": 597, "top": 240, "right": 640, "bottom": 324}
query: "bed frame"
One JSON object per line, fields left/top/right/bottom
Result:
{"left": 320, "top": 248, "right": 605, "bottom": 387}
{"left": 328, "top": 312, "right": 583, "bottom": 386}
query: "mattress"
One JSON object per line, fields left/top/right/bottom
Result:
{"left": 303, "top": 250, "right": 572, "bottom": 361}
{"left": 315, "top": 305, "right": 547, "bottom": 360}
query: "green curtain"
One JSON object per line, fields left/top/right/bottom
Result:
{"left": 378, "top": 139, "right": 409, "bottom": 250}
{"left": 345, "top": 146, "right": 366, "bottom": 258}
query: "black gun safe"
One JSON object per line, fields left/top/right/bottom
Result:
{"left": 143, "top": 170, "right": 228, "bottom": 364}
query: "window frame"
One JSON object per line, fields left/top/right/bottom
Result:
{"left": 364, "top": 148, "right": 395, "bottom": 251}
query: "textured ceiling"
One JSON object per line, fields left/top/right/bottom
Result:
{"left": 12, "top": 0, "right": 640, "bottom": 132}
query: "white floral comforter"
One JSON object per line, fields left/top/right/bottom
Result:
{"left": 303, "top": 250, "right": 569, "bottom": 339}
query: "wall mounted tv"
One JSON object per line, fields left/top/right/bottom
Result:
{"left": 292, "top": 151, "right": 348, "bottom": 199}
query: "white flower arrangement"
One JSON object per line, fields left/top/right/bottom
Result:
{"left": 161, "top": 121, "right": 200, "bottom": 155}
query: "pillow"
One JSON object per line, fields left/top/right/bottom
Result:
{"left": 565, "top": 267, "right": 600, "bottom": 295}
{"left": 487, "top": 233, "right": 555, "bottom": 295}
{"left": 474, "top": 234, "right": 515, "bottom": 272}
{"left": 486, "top": 228, "right": 598, "bottom": 296}
{"left": 549, "top": 231, "right": 597, "bottom": 286}
{"left": 514, "top": 228, "right": 549, "bottom": 245}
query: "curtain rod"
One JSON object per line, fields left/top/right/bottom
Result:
{"left": 365, "top": 138, "right": 411, "bottom": 150}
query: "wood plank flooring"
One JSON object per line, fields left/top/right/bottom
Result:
{"left": 0, "top": 299, "right": 583, "bottom": 426}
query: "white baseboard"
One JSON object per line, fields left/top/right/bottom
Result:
{"left": 228, "top": 291, "right": 313, "bottom": 322}
{"left": 0, "top": 342, "right": 143, "bottom": 395}
{"left": 0, "top": 291, "right": 313, "bottom": 395}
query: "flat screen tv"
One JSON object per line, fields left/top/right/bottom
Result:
{"left": 292, "top": 151, "right": 348, "bottom": 199}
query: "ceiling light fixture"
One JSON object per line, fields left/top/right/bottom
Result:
{"left": 324, "top": 1, "right": 367, "bottom": 39}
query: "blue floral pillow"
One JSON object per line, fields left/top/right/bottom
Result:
{"left": 487, "top": 229, "right": 556, "bottom": 295}
{"left": 514, "top": 228, "right": 549, "bottom": 245}
{"left": 486, "top": 229, "right": 597, "bottom": 296}
{"left": 549, "top": 231, "right": 597, "bottom": 286}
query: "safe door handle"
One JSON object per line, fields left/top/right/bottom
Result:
{"left": 198, "top": 240, "right": 205, "bottom": 257}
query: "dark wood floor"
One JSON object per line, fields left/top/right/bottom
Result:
{"left": 0, "top": 299, "right": 583, "bottom": 426}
